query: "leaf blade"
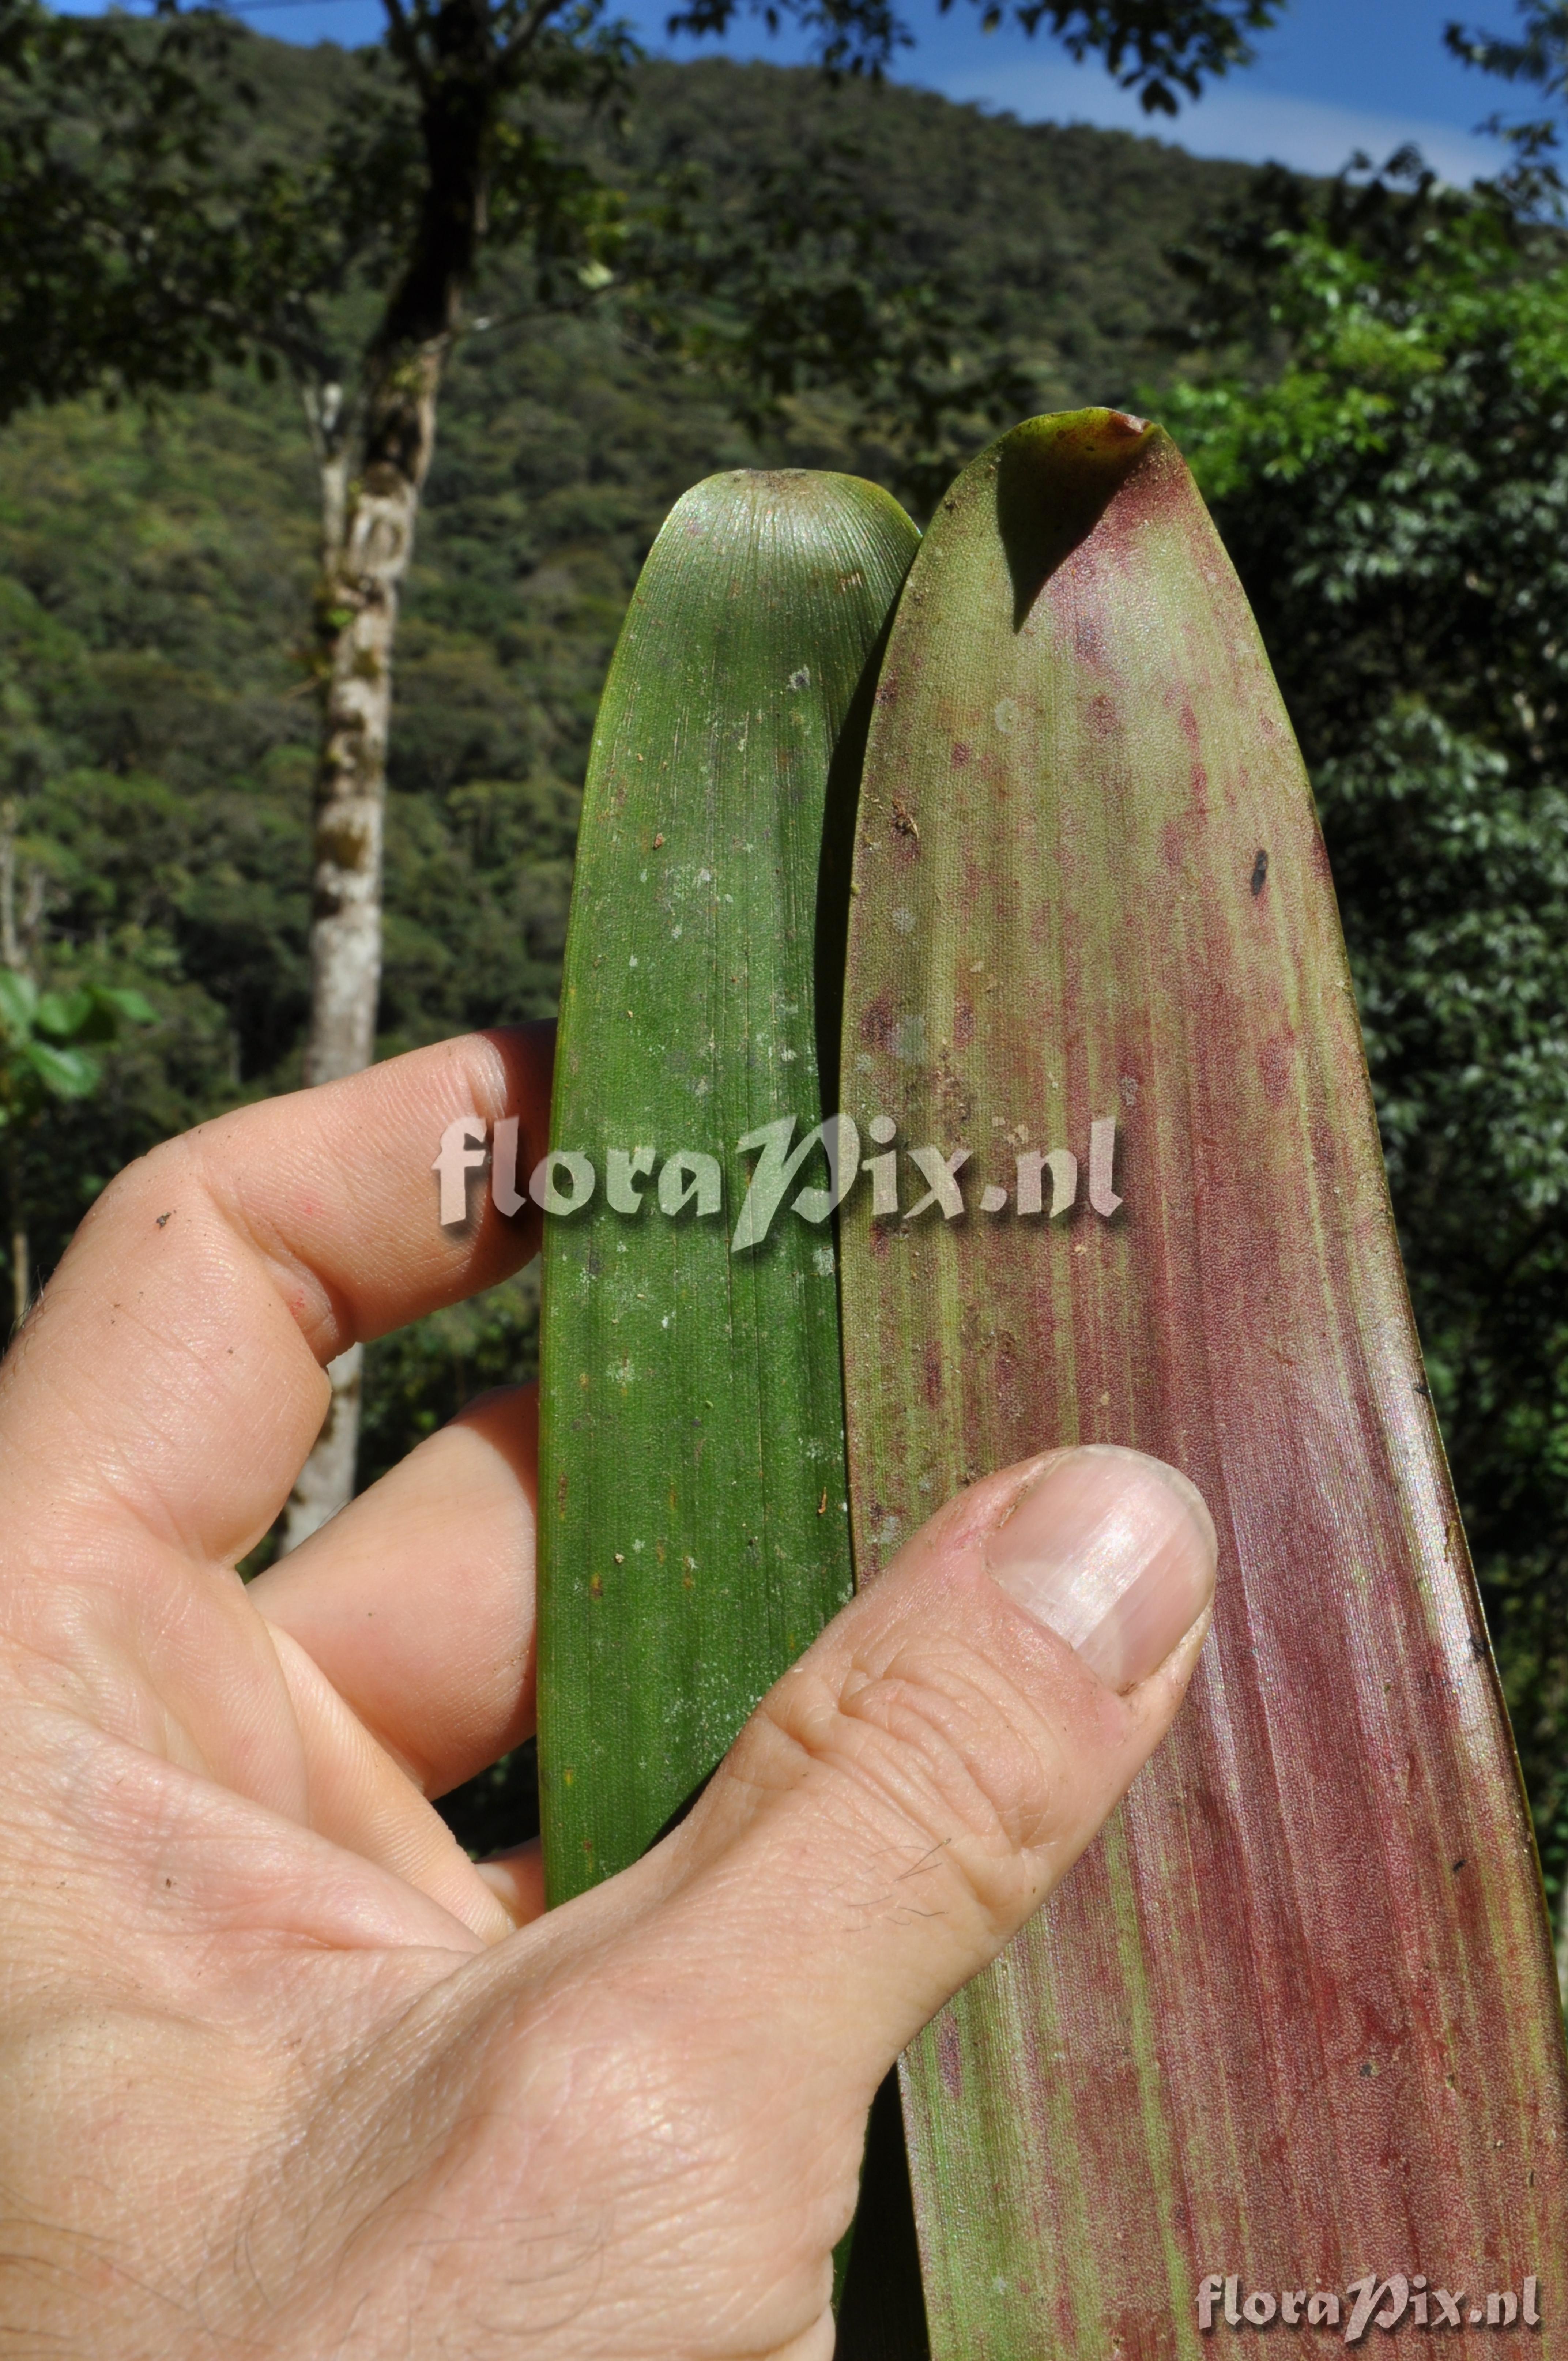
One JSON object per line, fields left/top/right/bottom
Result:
{"left": 839, "top": 411, "right": 1568, "bottom": 2358}
{"left": 538, "top": 467, "right": 919, "bottom": 1905}
{"left": 32, "top": 989, "right": 94, "bottom": 1041}
{"left": 24, "top": 1039, "right": 100, "bottom": 1098}
{"left": 0, "top": 969, "right": 36, "bottom": 1037}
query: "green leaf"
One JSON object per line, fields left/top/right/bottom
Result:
{"left": 31, "top": 983, "right": 157, "bottom": 1045}
{"left": 91, "top": 984, "right": 157, "bottom": 1025}
{"left": 838, "top": 411, "right": 1568, "bottom": 2356}
{"left": 538, "top": 469, "right": 918, "bottom": 1907}
{"left": 70, "top": 984, "right": 159, "bottom": 1043}
{"left": 33, "top": 988, "right": 95, "bottom": 1041}
{"left": 24, "top": 1039, "right": 100, "bottom": 1098}
{"left": 0, "top": 968, "right": 37, "bottom": 1036}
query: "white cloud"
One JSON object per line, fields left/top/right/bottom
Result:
{"left": 919, "top": 63, "right": 1501, "bottom": 187}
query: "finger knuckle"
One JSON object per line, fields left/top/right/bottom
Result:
{"left": 755, "top": 1639, "right": 1061, "bottom": 1931}
{"left": 84, "top": 1134, "right": 191, "bottom": 1232}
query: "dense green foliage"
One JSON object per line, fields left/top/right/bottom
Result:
{"left": 0, "top": 0, "right": 1267, "bottom": 473}
{"left": 1166, "top": 173, "right": 1568, "bottom": 1916}
{"left": 0, "top": 0, "right": 266, "bottom": 417}
{"left": 617, "top": 59, "right": 1250, "bottom": 500}
{"left": 0, "top": 967, "right": 154, "bottom": 1134}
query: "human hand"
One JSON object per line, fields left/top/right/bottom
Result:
{"left": 0, "top": 1028, "right": 1216, "bottom": 2358}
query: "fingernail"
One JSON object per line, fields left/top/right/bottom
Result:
{"left": 984, "top": 1445, "right": 1217, "bottom": 1692}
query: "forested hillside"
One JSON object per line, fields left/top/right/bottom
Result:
{"left": 0, "top": 42, "right": 1248, "bottom": 1470}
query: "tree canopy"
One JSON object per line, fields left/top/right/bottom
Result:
{"left": 0, "top": 0, "right": 1285, "bottom": 431}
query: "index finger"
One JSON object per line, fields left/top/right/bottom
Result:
{"left": 0, "top": 1025, "right": 552, "bottom": 1570}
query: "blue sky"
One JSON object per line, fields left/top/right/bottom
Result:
{"left": 67, "top": 0, "right": 1522, "bottom": 182}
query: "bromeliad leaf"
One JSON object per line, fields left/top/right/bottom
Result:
{"left": 538, "top": 468, "right": 917, "bottom": 1906}
{"left": 838, "top": 410, "right": 1568, "bottom": 2360}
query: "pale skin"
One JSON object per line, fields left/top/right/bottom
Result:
{"left": 0, "top": 1026, "right": 1213, "bottom": 2359}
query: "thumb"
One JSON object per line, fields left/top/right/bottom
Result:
{"left": 647, "top": 1443, "right": 1217, "bottom": 2104}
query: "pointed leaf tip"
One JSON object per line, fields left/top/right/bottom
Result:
{"left": 941, "top": 407, "right": 1168, "bottom": 632}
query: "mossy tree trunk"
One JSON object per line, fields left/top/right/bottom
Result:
{"left": 282, "top": 353, "right": 449, "bottom": 1548}
{"left": 281, "top": 5, "right": 494, "bottom": 1547}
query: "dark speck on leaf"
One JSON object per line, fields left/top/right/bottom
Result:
{"left": 1250, "top": 850, "right": 1269, "bottom": 897}
{"left": 1451, "top": 1857, "right": 1466, "bottom": 1874}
